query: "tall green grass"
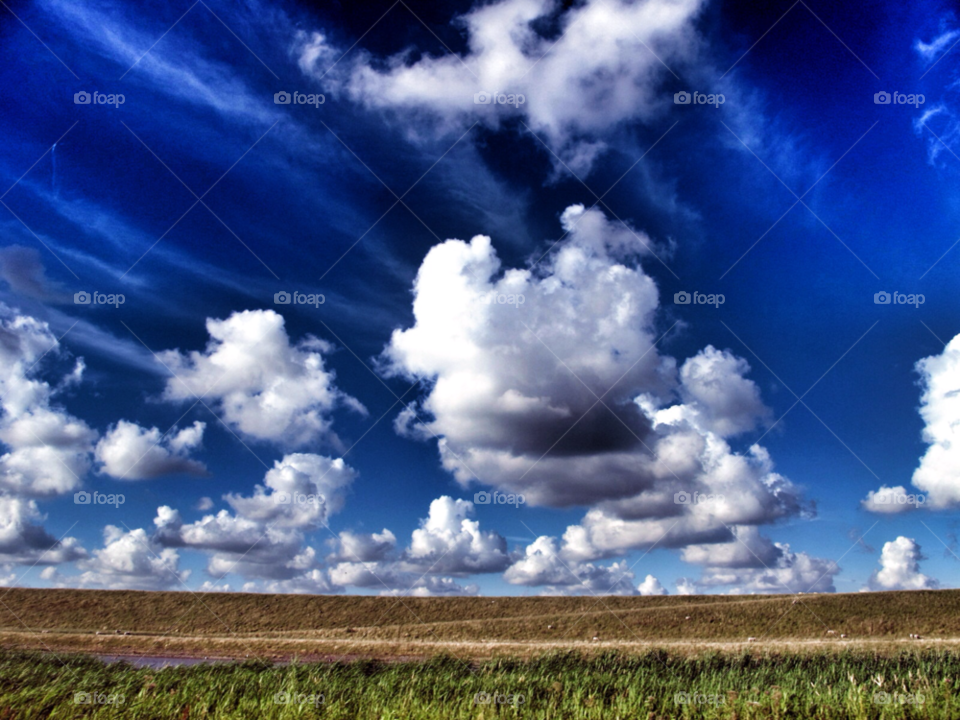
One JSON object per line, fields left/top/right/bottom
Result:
{"left": 0, "top": 649, "right": 954, "bottom": 718}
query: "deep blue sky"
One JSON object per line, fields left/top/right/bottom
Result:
{"left": 0, "top": 0, "right": 958, "bottom": 598}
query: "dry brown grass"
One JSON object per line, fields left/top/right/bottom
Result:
{"left": 1, "top": 586, "right": 957, "bottom": 660}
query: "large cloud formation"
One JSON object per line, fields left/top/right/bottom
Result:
{"left": 298, "top": 0, "right": 705, "bottom": 172}
{"left": 159, "top": 310, "right": 366, "bottom": 448}
{"left": 383, "top": 205, "right": 810, "bottom": 590}
{"left": 0, "top": 305, "right": 96, "bottom": 497}
{"left": 682, "top": 527, "right": 840, "bottom": 594}
{"left": 73, "top": 526, "right": 187, "bottom": 591}
{"left": 328, "top": 496, "right": 509, "bottom": 596}
{"left": 909, "top": 334, "right": 960, "bottom": 507}
{"left": 154, "top": 453, "right": 357, "bottom": 581}
{"left": 862, "top": 333, "right": 960, "bottom": 512}
{"left": 0, "top": 305, "right": 89, "bottom": 566}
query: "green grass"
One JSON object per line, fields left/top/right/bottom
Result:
{"left": 0, "top": 649, "right": 955, "bottom": 719}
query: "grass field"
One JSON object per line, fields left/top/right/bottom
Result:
{"left": 1, "top": 587, "right": 959, "bottom": 659}
{"left": 0, "top": 649, "right": 953, "bottom": 718}
{"left": 1, "top": 588, "right": 959, "bottom": 717}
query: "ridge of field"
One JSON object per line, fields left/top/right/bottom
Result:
{"left": 1, "top": 588, "right": 959, "bottom": 645}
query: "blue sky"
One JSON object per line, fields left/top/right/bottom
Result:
{"left": 0, "top": 0, "right": 959, "bottom": 597}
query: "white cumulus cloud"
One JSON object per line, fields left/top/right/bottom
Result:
{"left": 159, "top": 310, "right": 365, "bottom": 448}
{"left": 381, "top": 205, "right": 807, "bottom": 585}
{"left": 865, "top": 536, "right": 938, "bottom": 591}
{"left": 77, "top": 525, "right": 187, "bottom": 590}
{"left": 637, "top": 574, "right": 669, "bottom": 595}
{"left": 95, "top": 420, "right": 208, "bottom": 480}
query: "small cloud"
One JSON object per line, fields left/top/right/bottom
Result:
{"left": 0, "top": 246, "right": 70, "bottom": 303}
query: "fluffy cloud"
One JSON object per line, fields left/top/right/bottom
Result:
{"left": 328, "top": 561, "right": 479, "bottom": 596}
{"left": 242, "top": 569, "right": 342, "bottom": 595}
{"left": 0, "top": 305, "right": 97, "bottom": 497}
{"left": 865, "top": 537, "right": 938, "bottom": 591}
{"left": 909, "top": 334, "right": 960, "bottom": 508}
{"left": 299, "top": 0, "right": 705, "bottom": 172}
{"left": 382, "top": 205, "right": 806, "bottom": 578}
{"left": 673, "top": 347, "right": 771, "bottom": 437}
{"left": 77, "top": 526, "right": 187, "bottom": 590}
{"left": 862, "top": 334, "right": 960, "bottom": 511}
{"left": 404, "top": 496, "right": 511, "bottom": 574}
{"left": 861, "top": 485, "right": 924, "bottom": 514}
{"left": 154, "top": 453, "right": 357, "bottom": 581}
{"left": 680, "top": 526, "right": 782, "bottom": 568}
{"left": 504, "top": 536, "right": 638, "bottom": 595}
{"left": 95, "top": 420, "right": 207, "bottom": 480}
{"left": 382, "top": 204, "right": 668, "bottom": 508}
{"left": 156, "top": 505, "right": 315, "bottom": 581}
{"left": 675, "top": 527, "right": 838, "bottom": 594}
{"left": 696, "top": 545, "right": 839, "bottom": 594}
{"left": 323, "top": 497, "right": 508, "bottom": 594}
{"left": 637, "top": 574, "right": 669, "bottom": 595}
{"left": 224, "top": 453, "right": 357, "bottom": 530}
{"left": 159, "top": 310, "right": 365, "bottom": 448}
{"left": 377, "top": 578, "right": 480, "bottom": 597}
{"left": 328, "top": 528, "right": 396, "bottom": 563}
{"left": 0, "top": 496, "right": 86, "bottom": 565}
